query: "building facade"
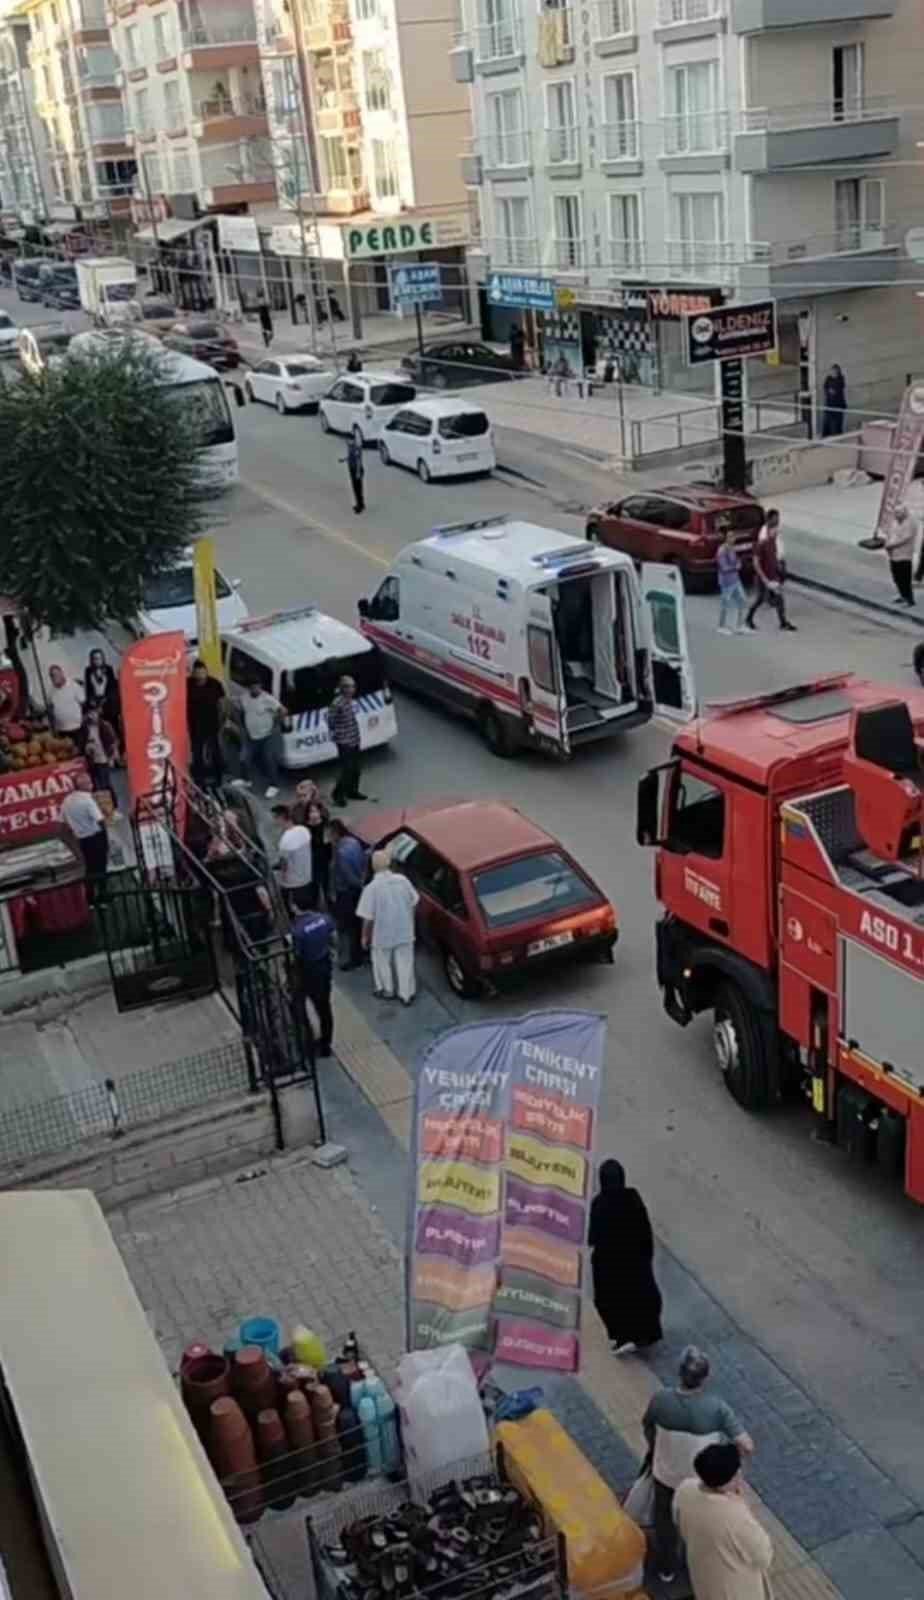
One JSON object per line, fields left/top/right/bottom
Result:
{"left": 0, "top": 6, "right": 52, "bottom": 222}
{"left": 457, "top": 0, "right": 924, "bottom": 417}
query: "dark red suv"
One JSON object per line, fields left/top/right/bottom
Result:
{"left": 586, "top": 485, "right": 763, "bottom": 587}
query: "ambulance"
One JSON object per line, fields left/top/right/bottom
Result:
{"left": 220, "top": 604, "right": 397, "bottom": 770}
{"left": 357, "top": 516, "right": 695, "bottom": 759}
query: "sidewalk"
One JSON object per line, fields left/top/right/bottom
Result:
{"left": 234, "top": 308, "right": 478, "bottom": 367}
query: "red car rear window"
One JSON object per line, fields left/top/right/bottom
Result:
{"left": 473, "top": 852, "right": 596, "bottom": 929}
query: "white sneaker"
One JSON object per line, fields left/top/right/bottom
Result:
{"left": 717, "top": 626, "right": 731, "bottom": 636}
{"left": 265, "top": 786, "right": 280, "bottom": 799}
{"left": 230, "top": 778, "right": 252, "bottom": 789}
{"left": 610, "top": 1340, "right": 637, "bottom": 1357}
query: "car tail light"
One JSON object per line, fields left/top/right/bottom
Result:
{"left": 497, "top": 950, "right": 517, "bottom": 967}
{"left": 432, "top": 438, "right": 442, "bottom": 455}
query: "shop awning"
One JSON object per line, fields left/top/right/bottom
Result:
{"left": 41, "top": 222, "right": 78, "bottom": 238}
{"left": 134, "top": 217, "right": 204, "bottom": 244}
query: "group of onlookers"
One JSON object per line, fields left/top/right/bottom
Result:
{"left": 47, "top": 649, "right": 123, "bottom": 799}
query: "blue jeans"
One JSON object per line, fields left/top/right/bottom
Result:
{"left": 718, "top": 580, "right": 746, "bottom": 630}
{"left": 242, "top": 730, "right": 280, "bottom": 788}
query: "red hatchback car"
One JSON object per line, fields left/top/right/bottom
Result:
{"left": 352, "top": 799, "right": 617, "bottom": 997}
{"left": 586, "top": 485, "right": 763, "bottom": 587}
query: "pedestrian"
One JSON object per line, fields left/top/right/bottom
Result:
{"left": 305, "top": 799, "right": 331, "bottom": 907}
{"left": 342, "top": 435, "right": 365, "bottom": 514}
{"left": 82, "top": 705, "right": 118, "bottom": 802}
{"left": 329, "top": 818, "right": 367, "bottom": 969}
{"left": 589, "top": 1159, "right": 662, "bottom": 1357}
{"left": 291, "top": 904, "right": 336, "bottom": 1058}
{"left": 674, "top": 1443, "right": 772, "bottom": 1600}
{"left": 510, "top": 321, "right": 526, "bottom": 372}
{"left": 329, "top": 675, "right": 369, "bottom": 806}
{"left": 48, "top": 663, "right": 86, "bottom": 749}
{"left": 60, "top": 772, "right": 109, "bottom": 907}
{"left": 716, "top": 527, "right": 747, "bottom": 635}
{"left": 84, "top": 647, "right": 122, "bottom": 758}
{"left": 235, "top": 679, "right": 283, "bottom": 797}
{"left": 357, "top": 849, "right": 419, "bottom": 1003}
{"left": 745, "top": 509, "right": 796, "bottom": 632}
{"left": 885, "top": 504, "right": 918, "bottom": 607}
{"left": 643, "top": 1347, "right": 755, "bottom": 1585}
{"left": 821, "top": 362, "right": 847, "bottom": 437}
{"left": 187, "top": 658, "right": 226, "bottom": 788}
{"left": 271, "top": 802, "right": 314, "bottom": 913}
{"left": 256, "top": 295, "right": 273, "bottom": 348}
{"left": 346, "top": 350, "right": 362, "bottom": 373}
{"left": 551, "top": 352, "right": 571, "bottom": 397}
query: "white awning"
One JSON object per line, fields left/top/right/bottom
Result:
{"left": 134, "top": 217, "right": 204, "bottom": 244}
{"left": 42, "top": 222, "right": 77, "bottom": 237}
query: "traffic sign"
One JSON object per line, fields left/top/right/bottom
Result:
{"left": 390, "top": 263, "right": 442, "bottom": 306}
{"left": 487, "top": 272, "right": 556, "bottom": 313}
{"left": 685, "top": 298, "right": 777, "bottom": 366}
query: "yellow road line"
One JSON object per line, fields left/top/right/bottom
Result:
{"left": 239, "top": 475, "right": 391, "bottom": 570}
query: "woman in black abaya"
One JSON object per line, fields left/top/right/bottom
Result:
{"left": 588, "top": 1159, "right": 663, "bottom": 1356}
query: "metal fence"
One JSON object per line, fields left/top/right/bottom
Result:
{"left": 0, "top": 1038, "right": 254, "bottom": 1170}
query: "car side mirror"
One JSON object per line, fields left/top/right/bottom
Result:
{"left": 357, "top": 597, "right": 370, "bottom": 619}
{"left": 636, "top": 769, "right": 662, "bottom": 848}
{"left": 232, "top": 577, "right": 242, "bottom": 589}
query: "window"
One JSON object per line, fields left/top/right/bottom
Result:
{"left": 142, "top": 153, "right": 162, "bottom": 190}
{"left": 370, "top": 382, "right": 415, "bottom": 406}
{"left": 369, "top": 576, "right": 400, "bottom": 620}
{"left": 602, "top": 71, "right": 637, "bottom": 160}
{"left": 228, "top": 648, "right": 273, "bottom": 693}
{"left": 363, "top": 49, "right": 390, "bottom": 112}
{"left": 487, "top": 89, "right": 525, "bottom": 166}
{"left": 545, "top": 80, "right": 576, "bottom": 164}
{"left": 672, "top": 191, "right": 725, "bottom": 274}
{"left": 608, "top": 192, "right": 642, "bottom": 271}
{"left": 553, "top": 192, "right": 582, "bottom": 268}
{"left": 497, "top": 195, "right": 532, "bottom": 266}
{"left": 473, "top": 852, "right": 594, "bottom": 929}
{"left": 123, "top": 24, "right": 138, "bottom": 66}
{"left": 371, "top": 137, "right": 398, "bottom": 199}
{"left": 171, "top": 149, "right": 192, "bottom": 189}
{"left": 354, "top": 0, "right": 377, "bottom": 16}
{"left": 477, "top": 0, "right": 518, "bottom": 60}
{"left": 280, "top": 649, "right": 385, "bottom": 715}
{"left": 834, "top": 176, "right": 883, "bottom": 249}
{"left": 163, "top": 78, "right": 182, "bottom": 130}
{"left": 527, "top": 625, "right": 557, "bottom": 692}
{"left": 649, "top": 497, "right": 690, "bottom": 530}
{"left": 438, "top": 411, "right": 489, "bottom": 439}
{"left": 666, "top": 60, "right": 720, "bottom": 154}
{"left": 416, "top": 853, "right": 467, "bottom": 918}
{"left": 132, "top": 86, "right": 150, "bottom": 132}
{"left": 667, "top": 771, "right": 725, "bottom": 858}
{"left": 153, "top": 12, "right": 174, "bottom": 58}
{"left": 597, "top": 0, "right": 633, "bottom": 38}
{"left": 256, "top": 359, "right": 281, "bottom": 374}
{"left": 325, "top": 135, "right": 349, "bottom": 185}
{"left": 833, "top": 42, "right": 863, "bottom": 120}
{"left": 90, "top": 101, "right": 126, "bottom": 138}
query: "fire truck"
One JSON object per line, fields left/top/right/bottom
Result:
{"left": 637, "top": 674, "right": 924, "bottom": 1202}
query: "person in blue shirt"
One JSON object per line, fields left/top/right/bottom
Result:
{"left": 291, "top": 906, "right": 335, "bottom": 1058}
{"left": 329, "top": 818, "right": 368, "bottom": 970}
{"left": 716, "top": 526, "right": 747, "bottom": 635}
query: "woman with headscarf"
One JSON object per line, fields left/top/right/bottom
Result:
{"left": 821, "top": 363, "right": 847, "bottom": 437}
{"left": 588, "top": 1159, "right": 663, "bottom": 1356}
{"left": 84, "top": 648, "right": 122, "bottom": 760}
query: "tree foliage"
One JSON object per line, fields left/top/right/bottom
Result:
{"left": 0, "top": 345, "right": 207, "bottom": 635}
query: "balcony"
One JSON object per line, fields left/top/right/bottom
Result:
{"left": 473, "top": 16, "right": 525, "bottom": 73}
{"left": 661, "top": 109, "right": 729, "bottom": 168}
{"left": 489, "top": 235, "right": 538, "bottom": 268}
{"left": 537, "top": 6, "right": 573, "bottom": 66}
{"left": 593, "top": 0, "right": 637, "bottom": 54}
{"left": 325, "top": 180, "right": 370, "bottom": 214}
{"left": 665, "top": 236, "right": 738, "bottom": 278}
{"left": 180, "top": 20, "right": 259, "bottom": 71}
{"left": 304, "top": 5, "right": 353, "bottom": 52}
{"left": 732, "top": 0, "right": 894, "bottom": 29}
{"left": 316, "top": 95, "right": 362, "bottom": 136}
{"left": 608, "top": 237, "right": 645, "bottom": 274}
{"left": 600, "top": 119, "right": 642, "bottom": 172}
{"left": 192, "top": 93, "right": 268, "bottom": 142}
{"left": 654, "top": 0, "right": 725, "bottom": 39}
{"left": 551, "top": 237, "right": 585, "bottom": 272}
{"left": 481, "top": 129, "right": 531, "bottom": 177}
{"left": 736, "top": 97, "right": 899, "bottom": 172}
{"left": 737, "top": 223, "right": 904, "bottom": 297}
{"left": 546, "top": 123, "right": 580, "bottom": 174}
{"left": 261, "top": 18, "right": 295, "bottom": 54}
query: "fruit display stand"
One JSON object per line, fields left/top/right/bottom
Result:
{"left": 0, "top": 752, "right": 92, "bottom": 980}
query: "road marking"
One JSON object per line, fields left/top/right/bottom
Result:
{"left": 239, "top": 475, "right": 391, "bottom": 570}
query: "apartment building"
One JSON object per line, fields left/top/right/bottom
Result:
{"left": 18, "top": 0, "right": 134, "bottom": 230}
{"left": 457, "top": 0, "right": 924, "bottom": 418}
{"left": 0, "top": 5, "right": 52, "bottom": 221}
{"left": 257, "top": 0, "right": 472, "bottom": 324}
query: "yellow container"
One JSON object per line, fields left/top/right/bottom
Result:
{"left": 496, "top": 1409, "right": 646, "bottom": 1598}
{"left": 291, "top": 1324, "right": 328, "bottom": 1369}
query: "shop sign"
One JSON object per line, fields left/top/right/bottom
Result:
{"left": 407, "top": 1009, "right": 606, "bottom": 1373}
{"left": 217, "top": 214, "right": 261, "bottom": 253}
{"left": 390, "top": 262, "right": 441, "bottom": 305}
{"left": 0, "top": 759, "right": 85, "bottom": 844}
{"left": 685, "top": 298, "right": 777, "bottom": 366}
{"left": 344, "top": 213, "right": 469, "bottom": 260}
{"left": 487, "top": 272, "right": 556, "bottom": 312}
{"left": 647, "top": 287, "right": 723, "bottom": 321}
{"left": 120, "top": 633, "right": 189, "bottom": 816}
{"left": 556, "top": 287, "right": 576, "bottom": 310}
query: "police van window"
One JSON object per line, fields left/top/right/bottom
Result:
{"left": 527, "top": 625, "right": 557, "bottom": 693}
{"left": 369, "top": 577, "right": 399, "bottom": 621}
{"left": 668, "top": 772, "right": 725, "bottom": 858}
{"left": 228, "top": 647, "right": 272, "bottom": 693}
{"left": 280, "top": 647, "right": 385, "bottom": 715}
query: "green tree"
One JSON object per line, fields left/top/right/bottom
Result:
{"left": 0, "top": 345, "right": 206, "bottom": 636}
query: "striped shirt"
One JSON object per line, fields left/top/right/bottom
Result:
{"left": 328, "top": 693, "right": 360, "bottom": 749}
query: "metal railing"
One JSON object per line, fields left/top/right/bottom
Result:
{"left": 745, "top": 223, "right": 900, "bottom": 263}
{"left": 487, "top": 235, "right": 538, "bottom": 267}
{"left": 608, "top": 236, "right": 645, "bottom": 271}
{"left": 628, "top": 392, "right": 800, "bottom": 461}
{"left": 657, "top": 0, "right": 724, "bottom": 21}
{"left": 665, "top": 237, "right": 738, "bottom": 274}
{"left": 482, "top": 128, "right": 530, "bottom": 166}
{"left": 181, "top": 20, "right": 258, "bottom": 47}
{"left": 473, "top": 15, "right": 524, "bottom": 62}
{"left": 196, "top": 94, "right": 266, "bottom": 121}
{"left": 662, "top": 108, "right": 728, "bottom": 154}
{"left": 594, "top": 0, "right": 635, "bottom": 38}
{"left": 546, "top": 123, "right": 578, "bottom": 162}
{"left": 741, "top": 94, "right": 897, "bottom": 132}
{"left": 601, "top": 118, "right": 640, "bottom": 159}
{"left": 552, "top": 235, "right": 585, "bottom": 269}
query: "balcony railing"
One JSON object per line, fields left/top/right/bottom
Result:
{"left": 745, "top": 223, "right": 900, "bottom": 264}
{"left": 196, "top": 94, "right": 266, "bottom": 122}
{"left": 181, "top": 20, "right": 258, "bottom": 47}
{"left": 483, "top": 129, "right": 530, "bottom": 166}
{"left": 126, "top": 122, "right": 155, "bottom": 141}
{"left": 473, "top": 16, "right": 524, "bottom": 63}
{"left": 489, "top": 235, "right": 538, "bottom": 268}
{"left": 552, "top": 236, "right": 584, "bottom": 269}
{"left": 657, "top": 0, "right": 724, "bottom": 22}
{"left": 665, "top": 236, "right": 737, "bottom": 275}
{"left": 594, "top": 0, "right": 635, "bottom": 38}
{"left": 741, "top": 95, "right": 896, "bottom": 133}
{"left": 662, "top": 109, "right": 728, "bottom": 154}
{"left": 601, "top": 119, "right": 640, "bottom": 159}
{"left": 608, "top": 236, "right": 644, "bottom": 271}
{"left": 546, "top": 124, "right": 578, "bottom": 163}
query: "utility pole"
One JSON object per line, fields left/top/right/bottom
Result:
{"left": 286, "top": 0, "right": 339, "bottom": 366}
{"left": 284, "top": 57, "right": 317, "bottom": 353}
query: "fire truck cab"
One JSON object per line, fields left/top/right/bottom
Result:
{"left": 637, "top": 673, "right": 924, "bottom": 1202}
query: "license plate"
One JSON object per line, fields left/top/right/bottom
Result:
{"left": 527, "top": 931, "right": 573, "bottom": 957}
{"left": 457, "top": 452, "right": 477, "bottom": 462}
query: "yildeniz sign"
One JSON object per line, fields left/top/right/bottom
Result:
{"left": 407, "top": 1009, "right": 606, "bottom": 1373}
{"left": 685, "top": 298, "right": 778, "bottom": 366}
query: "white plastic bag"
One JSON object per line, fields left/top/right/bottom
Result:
{"left": 623, "top": 1467, "right": 655, "bottom": 1529}
{"left": 395, "top": 1343, "right": 489, "bottom": 1491}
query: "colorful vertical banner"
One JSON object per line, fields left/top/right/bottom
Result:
{"left": 120, "top": 631, "right": 190, "bottom": 812}
{"left": 874, "top": 381, "right": 924, "bottom": 541}
{"left": 407, "top": 1010, "right": 605, "bottom": 1373}
{"left": 193, "top": 537, "right": 223, "bottom": 683}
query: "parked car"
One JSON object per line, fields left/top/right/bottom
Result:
{"left": 401, "top": 341, "right": 517, "bottom": 389}
{"left": 126, "top": 294, "right": 179, "bottom": 336}
{"left": 319, "top": 372, "right": 416, "bottom": 444}
{"left": 135, "top": 546, "right": 248, "bottom": 645}
{"left": 0, "top": 310, "right": 17, "bottom": 354}
{"left": 162, "top": 319, "right": 240, "bottom": 369}
{"left": 351, "top": 798, "right": 617, "bottom": 997}
{"left": 378, "top": 397, "right": 495, "bottom": 482}
{"left": 13, "top": 260, "right": 43, "bottom": 302}
{"left": 586, "top": 484, "right": 764, "bottom": 587}
{"left": 244, "top": 353, "right": 336, "bottom": 414}
{"left": 39, "top": 263, "right": 80, "bottom": 309}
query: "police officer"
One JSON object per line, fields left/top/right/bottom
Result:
{"left": 291, "top": 905, "right": 336, "bottom": 1059}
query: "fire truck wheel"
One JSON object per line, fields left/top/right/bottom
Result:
{"left": 713, "top": 980, "right": 772, "bottom": 1110}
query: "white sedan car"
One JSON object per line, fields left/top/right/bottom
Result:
{"left": 319, "top": 371, "right": 417, "bottom": 445}
{"left": 245, "top": 354, "right": 335, "bottom": 414}
{"left": 0, "top": 310, "right": 17, "bottom": 353}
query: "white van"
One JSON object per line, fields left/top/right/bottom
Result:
{"left": 357, "top": 516, "right": 695, "bottom": 759}
{"left": 378, "top": 397, "right": 495, "bottom": 482}
{"left": 221, "top": 604, "right": 398, "bottom": 770}
{"left": 319, "top": 372, "right": 417, "bottom": 444}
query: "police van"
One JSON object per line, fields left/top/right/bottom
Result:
{"left": 357, "top": 516, "right": 694, "bottom": 759}
{"left": 220, "top": 605, "right": 397, "bottom": 770}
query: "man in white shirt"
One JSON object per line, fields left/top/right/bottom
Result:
{"left": 48, "top": 663, "right": 85, "bottom": 745}
{"left": 357, "top": 850, "right": 419, "bottom": 1004}
{"left": 61, "top": 773, "right": 108, "bottom": 905}
{"left": 271, "top": 803, "right": 314, "bottom": 912}
{"left": 886, "top": 504, "right": 919, "bottom": 606}
{"left": 238, "top": 680, "right": 284, "bottom": 797}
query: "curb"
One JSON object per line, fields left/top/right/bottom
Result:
{"left": 789, "top": 568, "right": 924, "bottom": 631}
